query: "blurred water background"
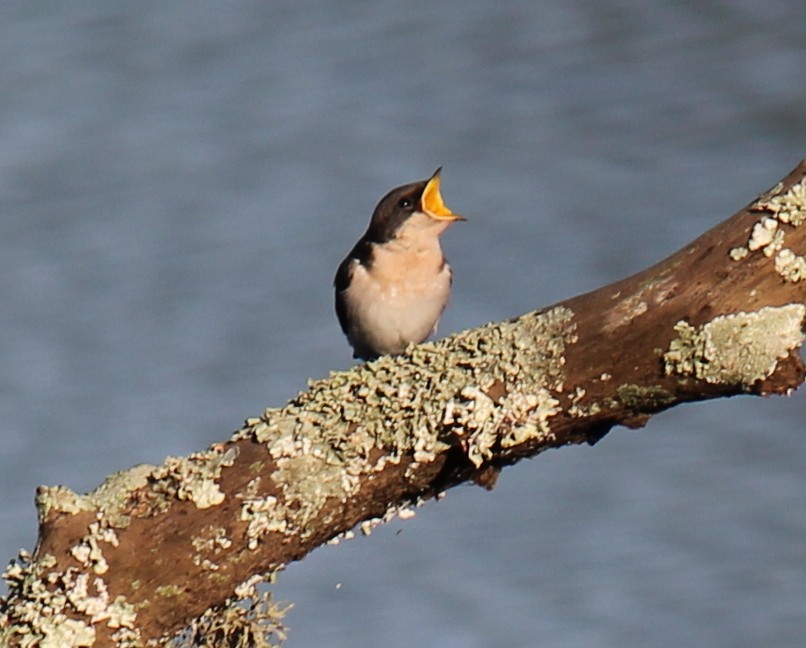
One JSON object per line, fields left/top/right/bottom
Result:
{"left": 1, "top": 2, "right": 806, "bottom": 646}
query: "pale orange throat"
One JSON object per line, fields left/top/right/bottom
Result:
{"left": 370, "top": 244, "right": 444, "bottom": 286}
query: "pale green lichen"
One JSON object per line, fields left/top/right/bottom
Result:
{"left": 169, "top": 575, "right": 289, "bottom": 648}
{"left": 36, "top": 618, "right": 95, "bottom": 648}
{"left": 567, "top": 400, "right": 605, "bottom": 418}
{"left": 603, "top": 274, "right": 679, "bottom": 333}
{"left": 747, "top": 217, "right": 781, "bottom": 254}
{"left": 774, "top": 248, "right": 806, "bottom": 283}
{"left": 757, "top": 179, "right": 806, "bottom": 226}
{"left": 566, "top": 382, "right": 615, "bottom": 419}
{"left": 357, "top": 500, "right": 422, "bottom": 537}
{"left": 233, "top": 306, "right": 575, "bottom": 539}
{"left": 39, "top": 444, "right": 239, "bottom": 526}
{"left": 664, "top": 304, "right": 805, "bottom": 387}
{"left": 733, "top": 179, "right": 806, "bottom": 283}
{"left": 4, "top": 441, "right": 236, "bottom": 644}
{"left": 155, "top": 584, "right": 184, "bottom": 599}
{"left": 150, "top": 446, "right": 239, "bottom": 510}
{"left": 442, "top": 386, "right": 498, "bottom": 466}
{"left": 240, "top": 495, "right": 287, "bottom": 550}
{"left": 5, "top": 308, "right": 573, "bottom": 645}
{"left": 500, "top": 388, "right": 561, "bottom": 448}
{"left": 187, "top": 478, "right": 226, "bottom": 509}
{"left": 0, "top": 550, "right": 139, "bottom": 648}
{"left": 570, "top": 386, "right": 586, "bottom": 404}
{"left": 36, "top": 463, "right": 156, "bottom": 527}
{"left": 233, "top": 477, "right": 290, "bottom": 549}
{"left": 729, "top": 246, "right": 749, "bottom": 261}
{"left": 70, "top": 521, "right": 119, "bottom": 575}
{"left": 272, "top": 453, "right": 359, "bottom": 537}
{"left": 62, "top": 572, "right": 136, "bottom": 629}
{"left": 444, "top": 386, "right": 561, "bottom": 465}
{"left": 192, "top": 526, "right": 233, "bottom": 570}
{"left": 616, "top": 384, "right": 674, "bottom": 412}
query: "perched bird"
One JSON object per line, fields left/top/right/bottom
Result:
{"left": 335, "top": 168, "right": 464, "bottom": 360}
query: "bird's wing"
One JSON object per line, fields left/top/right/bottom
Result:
{"left": 333, "top": 256, "right": 356, "bottom": 336}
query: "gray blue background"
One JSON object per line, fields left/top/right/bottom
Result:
{"left": 2, "top": 2, "right": 805, "bottom": 646}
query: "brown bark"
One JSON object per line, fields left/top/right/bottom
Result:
{"left": 2, "top": 163, "right": 805, "bottom": 647}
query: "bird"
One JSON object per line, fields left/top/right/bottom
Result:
{"left": 334, "top": 167, "right": 465, "bottom": 361}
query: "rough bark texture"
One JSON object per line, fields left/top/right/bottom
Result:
{"left": 2, "top": 163, "right": 806, "bottom": 647}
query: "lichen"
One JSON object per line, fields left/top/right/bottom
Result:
{"left": 62, "top": 572, "right": 136, "bottom": 629}
{"left": 240, "top": 495, "right": 287, "bottom": 549}
{"left": 0, "top": 550, "right": 139, "bottom": 648}
{"left": 756, "top": 179, "right": 806, "bottom": 226}
{"left": 70, "top": 521, "right": 120, "bottom": 575}
{"left": 444, "top": 386, "right": 561, "bottom": 466}
{"left": 150, "top": 446, "right": 240, "bottom": 510}
{"left": 36, "top": 618, "right": 95, "bottom": 648}
{"left": 232, "top": 306, "right": 575, "bottom": 538}
{"left": 616, "top": 384, "right": 674, "bottom": 412}
{"left": 6, "top": 307, "right": 576, "bottom": 645}
{"left": 729, "top": 246, "right": 748, "bottom": 261}
{"left": 192, "top": 526, "right": 233, "bottom": 570}
{"left": 747, "top": 217, "right": 780, "bottom": 253}
{"left": 733, "top": 179, "right": 806, "bottom": 283}
{"left": 357, "top": 500, "right": 423, "bottom": 537}
{"left": 155, "top": 584, "right": 184, "bottom": 599}
{"left": 567, "top": 400, "right": 605, "bottom": 418}
{"left": 272, "top": 453, "right": 360, "bottom": 536}
{"left": 664, "top": 304, "right": 805, "bottom": 387}
{"left": 169, "top": 575, "right": 289, "bottom": 648}
{"left": 603, "top": 275, "right": 678, "bottom": 332}
{"left": 38, "top": 444, "right": 240, "bottom": 526}
{"left": 774, "top": 248, "right": 806, "bottom": 283}
{"left": 36, "top": 463, "right": 156, "bottom": 527}
{"left": 9, "top": 446, "right": 245, "bottom": 644}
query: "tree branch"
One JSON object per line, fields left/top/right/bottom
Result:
{"left": 2, "top": 163, "right": 806, "bottom": 647}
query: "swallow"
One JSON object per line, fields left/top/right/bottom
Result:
{"left": 334, "top": 168, "right": 464, "bottom": 361}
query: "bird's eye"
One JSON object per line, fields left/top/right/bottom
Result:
{"left": 398, "top": 197, "right": 413, "bottom": 209}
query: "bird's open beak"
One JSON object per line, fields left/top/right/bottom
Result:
{"left": 421, "top": 167, "right": 465, "bottom": 222}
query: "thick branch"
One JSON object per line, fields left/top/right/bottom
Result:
{"left": 2, "top": 163, "right": 806, "bottom": 647}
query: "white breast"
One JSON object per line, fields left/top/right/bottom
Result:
{"left": 343, "top": 239, "right": 452, "bottom": 357}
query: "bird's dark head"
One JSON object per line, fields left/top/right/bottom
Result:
{"left": 365, "top": 167, "right": 465, "bottom": 243}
